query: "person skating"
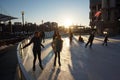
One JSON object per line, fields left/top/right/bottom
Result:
{"left": 52, "top": 33, "right": 63, "bottom": 67}
{"left": 69, "top": 31, "right": 73, "bottom": 44}
{"left": 85, "top": 32, "right": 95, "bottom": 48}
{"left": 41, "top": 31, "right": 45, "bottom": 43}
{"left": 22, "top": 31, "right": 44, "bottom": 71}
{"left": 78, "top": 35, "right": 84, "bottom": 42}
{"left": 102, "top": 35, "right": 109, "bottom": 46}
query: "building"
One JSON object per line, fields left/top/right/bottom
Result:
{"left": 39, "top": 22, "right": 58, "bottom": 31}
{"left": 89, "top": 0, "right": 120, "bottom": 35}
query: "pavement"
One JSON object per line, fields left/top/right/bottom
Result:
{"left": 0, "top": 44, "right": 18, "bottom": 80}
{"left": 0, "top": 35, "right": 120, "bottom": 80}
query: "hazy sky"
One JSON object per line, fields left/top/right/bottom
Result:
{"left": 0, "top": 0, "right": 90, "bottom": 26}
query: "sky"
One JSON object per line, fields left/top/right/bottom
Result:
{"left": 0, "top": 0, "right": 90, "bottom": 26}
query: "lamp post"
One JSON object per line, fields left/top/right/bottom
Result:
{"left": 41, "top": 20, "right": 44, "bottom": 31}
{"left": 21, "top": 11, "right": 24, "bottom": 34}
{"left": 41, "top": 20, "right": 43, "bottom": 24}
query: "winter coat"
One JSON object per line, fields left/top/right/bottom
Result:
{"left": 52, "top": 37, "right": 63, "bottom": 52}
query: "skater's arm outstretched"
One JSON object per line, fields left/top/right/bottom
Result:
{"left": 22, "top": 38, "right": 33, "bottom": 49}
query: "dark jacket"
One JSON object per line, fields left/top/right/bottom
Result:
{"left": 23, "top": 37, "right": 44, "bottom": 51}
{"left": 52, "top": 37, "right": 63, "bottom": 52}
{"left": 104, "top": 36, "right": 108, "bottom": 42}
{"left": 88, "top": 34, "right": 94, "bottom": 42}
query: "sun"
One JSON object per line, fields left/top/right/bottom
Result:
{"left": 64, "top": 19, "right": 72, "bottom": 28}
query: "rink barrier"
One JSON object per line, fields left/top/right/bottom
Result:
{"left": 45, "top": 31, "right": 54, "bottom": 38}
{"left": 16, "top": 38, "right": 32, "bottom": 80}
{"left": 16, "top": 31, "right": 54, "bottom": 80}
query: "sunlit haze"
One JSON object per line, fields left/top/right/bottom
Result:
{"left": 64, "top": 19, "right": 72, "bottom": 28}
{"left": 0, "top": 0, "right": 89, "bottom": 26}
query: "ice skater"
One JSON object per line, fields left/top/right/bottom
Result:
{"left": 52, "top": 33, "right": 63, "bottom": 67}
{"left": 85, "top": 32, "right": 95, "bottom": 48}
{"left": 22, "top": 31, "right": 44, "bottom": 71}
{"left": 102, "top": 35, "right": 109, "bottom": 46}
{"left": 78, "top": 35, "right": 84, "bottom": 42}
{"left": 41, "top": 31, "right": 45, "bottom": 43}
{"left": 69, "top": 30, "right": 73, "bottom": 44}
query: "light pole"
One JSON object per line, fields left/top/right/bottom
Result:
{"left": 41, "top": 20, "right": 44, "bottom": 31}
{"left": 41, "top": 20, "right": 43, "bottom": 24}
{"left": 21, "top": 11, "right": 24, "bottom": 34}
{"left": 8, "top": 20, "right": 12, "bottom": 33}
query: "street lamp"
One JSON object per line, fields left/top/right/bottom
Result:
{"left": 21, "top": 11, "right": 24, "bottom": 33}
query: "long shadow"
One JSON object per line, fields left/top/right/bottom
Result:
{"left": 54, "top": 68, "right": 61, "bottom": 80}
{"left": 27, "top": 49, "right": 54, "bottom": 80}
{"left": 42, "top": 41, "right": 52, "bottom": 51}
{"left": 73, "top": 36, "right": 79, "bottom": 43}
{"left": 71, "top": 36, "right": 85, "bottom": 47}
{"left": 68, "top": 43, "right": 89, "bottom": 80}
{"left": 73, "top": 36, "right": 85, "bottom": 44}
{"left": 27, "top": 40, "right": 54, "bottom": 79}
{"left": 48, "top": 68, "right": 61, "bottom": 80}
{"left": 37, "top": 50, "right": 54, "bottom": 77}
{"left": 42, "top": 50, "right": 54, "bottom": 66}
{"left": 48, "top": 68, "right": 55, "bottom": 80}
{"left": 41, "top": 39, "right": 54, "bottom": 66}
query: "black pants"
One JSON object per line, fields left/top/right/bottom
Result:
{"left": 33, "top": 50, "right": 42, "bottom": 67}
{"left": 103, "top": 41, "right": 107, "bottom": 46}
{"left": 69, "top": 37, "right": 72, "bottom": 44}
{"left": 85, "top": 40, "right": 93, "bottom": 47}
{"left": 54, "top": 51, "right": 61, "bottom": 66}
